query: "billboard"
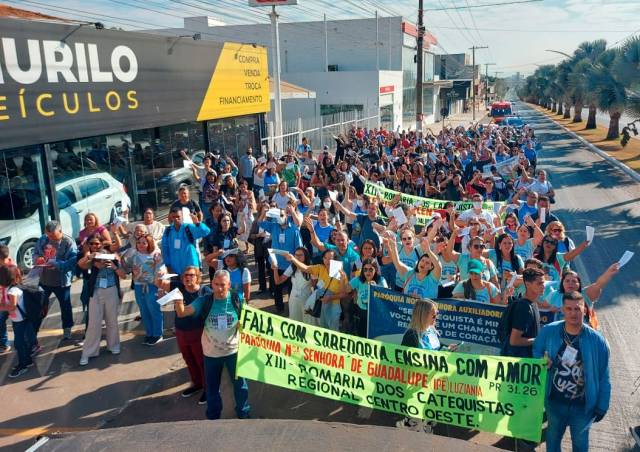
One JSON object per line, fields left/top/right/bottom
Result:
{"left": 0, "top": 19, "right": 270, "bottom": 150}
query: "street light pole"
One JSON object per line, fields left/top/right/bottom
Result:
{"left": 269, "top": 5, "right": 284, "bottom": 157}
{"left": 415, "top": 0, "right": 424, "bottom": 133}
{"left": 469, "top": 45, "right": 488, "bottom": 121}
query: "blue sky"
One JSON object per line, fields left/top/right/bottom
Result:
{"left": 8, "top": 0, "right": 640, "bottom": 75}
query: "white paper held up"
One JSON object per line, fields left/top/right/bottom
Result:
{"left": 160, "top": 273, "right": 178, "bottom": 280}
{"left": 182, "top": 160, "right": 192, "bottom": 168}
{"left": 617, "top": 251, "right": 634, "bottom": 268}
{"left": 156, "top": 288, "right": 183, "bottom": 306}
{"left": 586, "top": 226, "right": 595, "bottom": 244}
{"left": 539, "top": 207, "right": 546, "bottom": 224}
{"left": 182, "top": 207, "right": 193, "bottom": 224}
{"left": 329, "top": 260, "right": 343, "bottom": 279}
{"left": 392, "top": 207, "right": 408, "bottom": 226}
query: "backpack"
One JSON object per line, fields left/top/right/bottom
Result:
{"left": 199, "top": 289, "right": 241, "bottom": 322}
{"left": 164, "top": 225, "right": 195, "bottom": 245}
{"left": 15, "top": 285, "right": 47, "bottom": 324}
{"left": 462, "top": 279, "right": 477, "bottom": 300}
{"left": 497, "top": 298, "right": 532, "bottom": 344}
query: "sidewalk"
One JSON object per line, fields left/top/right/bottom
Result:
{"left": 424, "top": 110, "right": 489, "bottom": 132}
{"left": 529, "top": 103, "right": 640, "bottom": 173}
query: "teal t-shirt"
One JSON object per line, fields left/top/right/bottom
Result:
{"left": 452, "top": 281, "right": 499, "bottom": 303}
{"left": 190, "top": 292, "right": 241, "bottom": 357}
{"left": 403, "top": 270, "right": 439, "bottom": 299}
{"left": 395, "top": 245, "right": 422, "bottom": 288}
{"left": 349, "top": 277, "right": 388, "bottom": 310}
{"left": 514, "top": 238, "right": 534, "bottom": 261}
{"left": 457, "top": 253, "right": 497, "bottom": 282}
{"left": 326, "top": 243, "right": 360, "bottom": 279}
{"left": 487, "top": 249, "right": 524, "bottom": 285}
{"left": 439, "top": 255, "right": 458, "bottom": 285}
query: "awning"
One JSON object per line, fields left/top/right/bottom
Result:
{"left": 269, "top": 77, "right": 316, "bottom": 100}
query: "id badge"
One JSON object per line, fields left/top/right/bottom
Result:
{"left": 279, "top": 233, "right": 286, "bottom": 244}
{"left": 174, "top": 239, "right": 181, "bottom": 249}
{"left": 428, "top": 331, "right": 440, "bottom": 350}
{"left": 215, "top": 314, "right": 228, "bottom": 330}
{"left": 223, "top": 239, "right": 230, "bottom": 249}
{"left": 98, "top": 278, "right": 108, "bottom": 289}
{"left": 561, "top": 345, "right": 578, "bottom": 366}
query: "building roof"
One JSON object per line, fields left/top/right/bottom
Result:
{"left": 0, "top": 3, "right": 71, "bottom": 22}
{"left": 269, "top": 77, "right": 316, "bottom": 100}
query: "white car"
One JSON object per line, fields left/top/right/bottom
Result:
{"left": 0, "top": 172, "right": 131, "bottom": 271}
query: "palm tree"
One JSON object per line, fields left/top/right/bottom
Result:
{"left": 574, "top": 40, "right": 607, "bottom": 129}
{"left": 567, "top": 59, "right": 590, "bottom": 122}
{"left": 585, "top": 48, "right": 627, "bottom": 139}
{"left": 617, "top": 36, "right": 640, "bottom": 119}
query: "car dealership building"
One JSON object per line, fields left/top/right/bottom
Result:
{"left": 0, "top": 17, "right": 271, "bottom": 269}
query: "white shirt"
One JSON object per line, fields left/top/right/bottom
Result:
{"left": 458, "top": 208, "right": 495, "bottom": 225}
{"left": 6, "top": 287, "right": 24, "bottom": 322}
{"left": 528, "top": 180, "right": 553, "bottom": 195}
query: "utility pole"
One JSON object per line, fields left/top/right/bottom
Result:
{"left": 484, "top": 63, "right": 495, "bottom": 107}
{"left": 416, "top": 0, "right": 424, "bottom": 132}
{"left": 269, "top": 5, "right": 284, "bottom": 156}
{"left": 494, "top": 71, "right": 503, "bottom": 99}
{"left": 469, "top": 45, "right": 488, "bottom": 121}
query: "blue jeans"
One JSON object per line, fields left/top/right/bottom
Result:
{"left": 12, "top": 320, "right": 35, "bottom": 367}
{"left": 40, "top": 285, "right": 73, "bottom": 330}
{"left": 203, "top": 353, "right": 250, "bottom": 420}
{"left": 0, "top": 311, "right": 8, "bottom": 347}
{"left": 134, "top": 284, "right": 163, "bottom": 338}
{"left": 546, "top": 400, "right": 593, "bottom": 452}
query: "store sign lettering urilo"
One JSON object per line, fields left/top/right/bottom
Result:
{"left": 0, "top": 18, "right": 270, "bottom": 151}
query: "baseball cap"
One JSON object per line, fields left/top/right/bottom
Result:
{"left": 468, "top": 259, "right": 483, "bottom": 275}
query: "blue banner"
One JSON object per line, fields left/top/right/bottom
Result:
{"left": 367, "top": 286, "right": 555, "bottom": 355}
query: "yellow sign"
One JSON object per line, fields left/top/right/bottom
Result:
{"left": 197, "top": 42, "right": 271, "bottom": 121}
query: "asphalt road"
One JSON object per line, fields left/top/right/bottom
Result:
{"left": 0, "top": 104, "right": 638, "bottom": 451}
{"left": 516, "top": 102, "right": 640, "bottom": 450}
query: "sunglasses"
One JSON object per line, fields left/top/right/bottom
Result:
{"left": 544, "top": 239, "right": 558, "bottom": 245}
{"left": 184, "top": 273, "right": 197, "bottom": 278}
{"left": 469, "top": 222, "right": 480, "bottom": 226}
{"left": 472, "top": 244, "right": 486, "bottom": 249}
{"left": 363, "top": 267, "right": 375, "bottom": 273}
{"left": 551, "top": 228, "right": 562, "bottom": 233}
{"left": 401, "top": 236, "right": 412, "bottom": 241}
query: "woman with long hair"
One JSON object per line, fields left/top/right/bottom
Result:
{"left": 514, "top": 216, "right": 544, "bottom": 261}
{"left": 248, "top": 202, "right": 271, "bottom": 294}
{"left": 487, "top": 233, "right": 524, "bottom": 288}
{"left": 220, "top": 251, "right": 251, "bottom": 303}
{"left": 235, "top": 179, "right": 256, "bottom": 251}
{"left": 204, "top": 212, "right": 237, "bottom": 280}
{"left": 347, "top": 258, "right": 387, "bottom": 337}
{"left": 78, "top": 212, "right": 111, "bottom": 246}
{"left": 532, "top": 232, "right": 589, "bottom": 282}
{"left": 273, "top": 247, "right": 315, "bottom": 324}
{"left": 544, "top": 221, "right": 575, "bottom": 253}
{"left": 118, "top": 233, "right": 165, "bottom": 345}
{"left": 385, "top": 226, "right": 442, "bottom": 300}
{"left": 444, "top": 228, "right": 499, "bottom": 287}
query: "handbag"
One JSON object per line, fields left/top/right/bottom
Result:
{"left": 310, "top": 277, "right": 334, "bottom": 319}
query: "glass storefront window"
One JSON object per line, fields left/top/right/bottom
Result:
{"left": 0, "top": 146, "right": 49, "bottom": 270}
{"left": 207, "top": 114, "right": 261, "bottom": 161}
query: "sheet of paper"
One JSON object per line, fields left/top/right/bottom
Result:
{"left": 182, "top": 207, "right": 192, "bottom": 224}
{"left": 441, "top": 279, "right": 456, "bottom": 288}
{"left": 392, "top": 207, "right": 408, "bottom": 226}
{"left": 221, "top": 248, "right": 239, "bottom": 259}
{"left": 493, "top": 202, "right": 502, "bottom": 214}
{"left": 267, "top": 248, "right": 288, "bottom": 256}
{"left": 329, "top": 259, "right": 343, "bottom": 279}
{"left": 266, "top": 208, "right": 281, "bottom": 219}
{"left": 507, "top": 273, "right": 518, "bottom": 288}
{"left": 345, "top": 172, "right": 353, "bottom": 185}
{"left": 539, "top": 207, "right": 546, "bottom": 224}
{"left": 182, "top": 160, "right": 192, "bottom": 168}
{"left": 586, "top": 225, "right": 595, "bottom": 243}
{"left": 160, "top": 273, "right": 178, "bottom": 280}
{"left": 268, "top": 250, "right": 277, "bottom": 266}
{"left": 617, "top": 250, "right": 634, "bottom": 268}
{"left": 328, "top": 190, "right": 338, "bottom": 202}
{"left": 491, "top": 226, "right": 505, "bottom": 235}
{"left": 156, "top": 288, "right": 183, "bottom": 306}
{"left": 94, "top": 253, "right": 116, "bottom": 260}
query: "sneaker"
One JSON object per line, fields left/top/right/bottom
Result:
{"left": 198, "top": 392, "right": 207, "bottom": 405}
{"left": 109, "top": 348, "right": 121, "bottom": 355}
{"left": 145, "top": 336, "right": 163, "bottom": 346}
{"left": 181, "top": 386, "right": 202, "bottom": 398}
{"left": 63, "top": 328, "right": 72, "bottom": 340}
{"left": 8, "top": 366, "right": 29, "bottom": 378}
{"left": 142, "top": 336, "right": 151, "bottom": 345}
{"left": 31, "top": 344, "right": 42, "bottom": 357}
{"left": 79, "top": 357, "right": 89, "bottom": 366}
{"left": 631, "top": 426, "right": 640, "bottom": 447}
{"left": 0, "top": 344, "right": 10, "bottom": 354}
{"left": 395, "top": 417, "right": 423, "bottom": 432}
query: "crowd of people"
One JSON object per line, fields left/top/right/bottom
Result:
{"left": 0, "top": 119, "right": 625, "bottom": 450}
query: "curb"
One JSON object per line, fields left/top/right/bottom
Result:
{"left": 534, "top": 107, "right": 640, "bottom": 183}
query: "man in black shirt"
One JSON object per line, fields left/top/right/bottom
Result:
{"left": 502, "top": 267, "right": 544, "bottom": 358}
{"left": 170, "top": 185, "right": 203, "bottom": 222}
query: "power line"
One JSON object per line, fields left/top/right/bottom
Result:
{"left": 424, "top": 0, "right": 543, "bottom": 11}
{"left": 428, "top": 25, "right": 640, "bottom": 33}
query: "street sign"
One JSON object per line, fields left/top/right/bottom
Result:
{"left": 248, "top": 0, "right": 298, "bottom": 6}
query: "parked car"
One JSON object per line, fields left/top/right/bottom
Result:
{"left": 155, "top": 149, "right": 206, "bottom": 202}
{"left": 502, "top": 116, "right": 525, "bottom": 128}
{"left": 0, "top": 172, "right": 131, "bottom": 271}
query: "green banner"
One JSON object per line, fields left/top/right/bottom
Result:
{"left": 237, "top": 306, "right": 547, "bottom": 442}
{"left": 363, "top": 181, "right": 502, "bottom": 217}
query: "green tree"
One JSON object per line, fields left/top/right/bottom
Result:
{"left": 585, "top": 48, "right": 627, "bottom": 139}
{"left": 571, "top": 40, "right": 607, "bottom": 128}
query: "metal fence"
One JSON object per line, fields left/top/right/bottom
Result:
{"left": 262, "top": 108, "right": 380, "bottom": 156}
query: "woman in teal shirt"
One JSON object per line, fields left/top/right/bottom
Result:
{"left": 384, "top": 226, "right": 441, "bottom": 299}
{"left": 347, "top": 258, "right": 388, "bottom": 337}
